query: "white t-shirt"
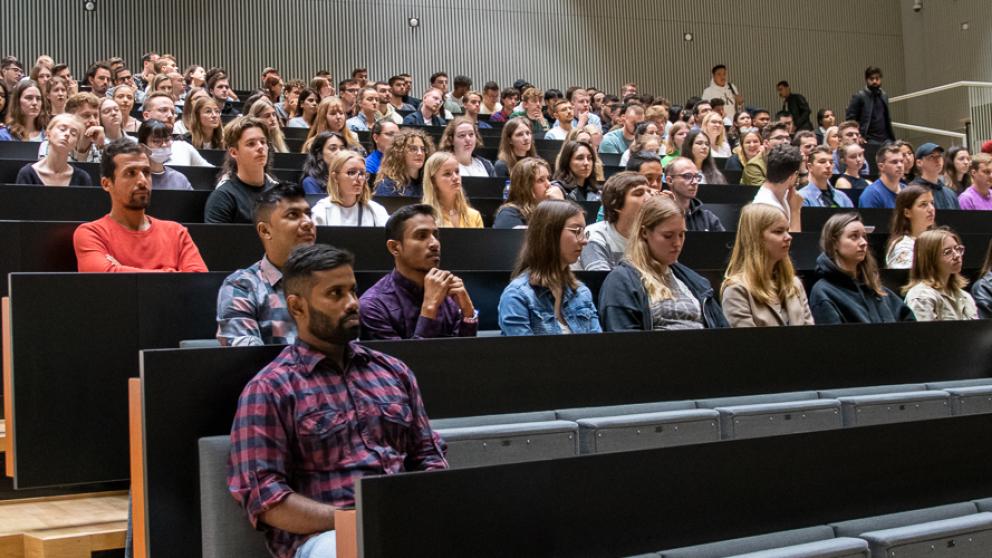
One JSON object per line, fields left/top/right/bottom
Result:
{"left": 753, "top": 185, "right": 791, "bottom": 223}
{"left": 311, "top": 197, "right": 389, "bottom": 227}
{"left": 459, "top": 158, "right": 490, "bottom": 177}
{"left": 167, "top": 140, "right": 213, "bottom": 167}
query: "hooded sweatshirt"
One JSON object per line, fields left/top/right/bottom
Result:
{"left": 808, "top": 253, "right": 916, "bottom": 324}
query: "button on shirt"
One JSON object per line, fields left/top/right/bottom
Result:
{"left": 359, "top": 270, "right": 478, "bottom": 339}
{"left": 216, "top": 257, "right": 296, "bottom": 346}
{"left": 228, "top": 340, "right": 448, "bottom": 558}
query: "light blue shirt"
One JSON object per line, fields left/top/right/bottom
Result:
{"left": 498, "top": 272, "right": 602, "bottom": 336}
{"left": 346, "top": 112, "right": 373, "bottom": 133}
{"left": 799, "top": 183, "right": 854, "bottom": 208}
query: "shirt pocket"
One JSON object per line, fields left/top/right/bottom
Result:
{"left": 362, "top": 400, "right": 414, "bottom": 454}
{"left": 296, "top": 410, "right": 351, "bottom": 472}
{"left": 569, "top": 307, "right": 600, "bottom": 333}
{"left": 533, "top": 309, "right": 559, "bottom": 335}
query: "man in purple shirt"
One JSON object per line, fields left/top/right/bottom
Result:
{"left": 957, "top": 153, "right": 992, "bottom": 210}
{"left": 228, "top": 244, "right": 447, "bottom": 558}
{"left": 359, "top": 204, "right": 479, "bottom": 339}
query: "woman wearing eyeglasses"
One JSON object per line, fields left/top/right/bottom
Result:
{"left": 311, "top": 150, "right": 389, "bottom": 227}
{"left": 498, "top": 200, "right": 602, "bottom": 335}
{"left": 902, "top": 229, "right": 977, "bottom": 321}
{"left": 598, "top": 196, "right": 728, "bottom": 331}
{"left": 885, "top": 185, "right": 935, "bottom": 269}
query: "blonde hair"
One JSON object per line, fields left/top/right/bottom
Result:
{"left": 905, "top": 228, "right": 969, "bottom": 294}
{"left": 326, "top": 150, "right": 371, "bottom": 205}
{"left": 701, "top": 112, "right": 728, "bottom": 150}
{"left": 188, "top": 96, "right": 224, "bottom": 149}
{"left": 303, "top": 96, "right": 360, "bottom": 152}
{"left": 722, "top": 203, "right": 801, "bottom": 306}
{"left": 248, "top": 97, "right": 288, "bottom": 152}
{"left": 625, "top": 196, "right": 685, "bottom": 301}
{"left": 421, "top": 151, "right": 476, "bottom": 227}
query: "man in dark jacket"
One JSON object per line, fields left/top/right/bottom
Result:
{"left": 845, "top": 66, "right": 895, "bottom": 174}
{"left": 664, "top": 157, "right": 725, "bottom": 232}
{"left": 777, "top": 81, "right": 813, "bottom": 131}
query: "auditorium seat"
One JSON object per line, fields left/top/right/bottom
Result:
{"left": 554, "top": 400, "right": 697, "bottom": 421}
{"left": 817, "top": 384, "right": 951, "bottom": 427}
{"left": 434, "top": 420, "right": 579, "bottom": 468}
{"left": 941, "top": 385, "right": 992, "bottom": 416}
{"left": 695, "top": 390, "right": 821, "bottom": 409}
{"left": 829, "top": 502, "right": 979, "bottom": 538}
{"left": 722, "top": 538, "right": 869, "bottom": 558}
{"left": 179, "top": 338, "right": 222, "bottom": 348}
{"left": 713, "top": 399, "right": 842, "bottom": 440}
{"left": 973, "top": 498, "right": 992, "bottom": 512}
{"left": 857, "top": 512, "right": 992, "bottom": 558}
{"left": 574, "top": 409, "right": 720, "bottom": 454}
{"left": 431, "top": 410, "right": 557, "bottom": 429}
{"left": 198, "top": 436, "right": 270, "bottom": 558}
{"left": 658, "top": 525, "right": 839, "bottom": 558}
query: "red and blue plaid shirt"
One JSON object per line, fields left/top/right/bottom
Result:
{"left": 227, "top": 339, "right": 448, "bottom": 558}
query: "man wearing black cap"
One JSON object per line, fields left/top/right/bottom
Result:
{"left": 911, "top": 142, "right": 960, "bottom": 209}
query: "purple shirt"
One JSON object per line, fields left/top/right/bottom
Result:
{"left": 958, "top": 186, "right": 992, "bottom": 211}
{"left": 359, "top": 269, "right": 478, "bottom": 340}
{"left": 228, "top": 340, "right": 447, "bottom": 558}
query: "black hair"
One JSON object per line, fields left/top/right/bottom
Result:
{"left": 865, "top": 66, "right": 882, "bottom": 80}
{"left": 283, "top": 244, "right": 355, "bottom": 298}
{"left": 384, "top": 204, "right": 437, "bottom": 242}
{"left": 625, "top": 150, "right": 662, "bottom": 172}
{"left": 453, "top": 75, "right": 472, "bottom": 88}
{"left": 752, "top": 108, "right": 770, "bottom": 117}
{"left": 816, "top": 108, "right": 832, "bottom": 126}
{"left": 302, "top": 131, "right": 342, "bottom": 183}
{"left": 100, "top": 139, "right": 147, "bottom": 179}
{"left": 137, "top": 119, "right": 172, "bottom": 145}
{"left": 253, "top": 182, "right": 307, "bottom": 224}
{"left": 499, "top": 87, "right": 519, "bottom": 101}
{"left": 766, "top": 144, "right": 804, "bottom": 183}
{"left": 711, "top": 64, "right": 726, "bottom": 74}
{"left": 429, "top": 72, "right": 448, "bottom": 84}
{"left": 774, "top": 110, "right": 792, "bottom": 119}
{"left": 483, "top": 81, "right": 499, "bottom": 92}
{"left": 544, "top": 89, "right": 563, "bottom": 103}
{"left": 777, "top": 80, "right": 790, "bottom": 88}
{"left": 85, "top": 62, "right": 111, "bottom": 82}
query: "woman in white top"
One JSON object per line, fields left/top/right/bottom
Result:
{"left": 311, "top": 150, "right": 389, "bottom": 227}
{"left": 902, "top": 229, "right": 977, "bottom": 321}
{"left": 886, "top": 185, "right": 935, "bottom": 269}
{"left": 99, "top": 97, "right": 131, "bottom": 143}
{"left": 702, "top": 111, "right": 732, "bottom": 158}
{"left": 439, "top": 116, "right": 495, "bottom": 177}
{"left": 286, "top": 88, "right": 318, "bottom": 128}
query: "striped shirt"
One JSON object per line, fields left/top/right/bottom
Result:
{"left": 216, "top": 257, "right": 296, "bottom": 346}
{"left": 227, "top": 340, "right": 447, "bottom": 558}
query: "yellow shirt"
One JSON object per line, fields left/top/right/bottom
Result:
{"left": 439, "top": 207, "right": 484, "bottom": 228}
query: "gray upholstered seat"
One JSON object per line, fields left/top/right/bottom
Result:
{"left": 973, "top": 498, "right": 992, "bottom": 512}
{"left": 725, "top": 537, "right": 869, "bottom": 558}
{"left": 180, "top": 338, "right": 222, "bottom": 348}
{"left": 555, "top": 400, "right": 697, "bottom": 421}
{"left": 431, "top": 410, "right": 557, "bottom": 430}
{"left": 198, "top": 436, "right": 271, "bottom": 558}
{"left": 576, "top": 409, "right": 720, "bottom": 453}
{"left": 833, "top": 391, "right": 951, "bottom": 427}
{"left": 924, "top": 378, "right": 992, "bottom": 390}
{"left": 714, "top": 399, "right": 842, "bottom": 440}
{"left": 660, "top": 526, "right": 836, "bottom": 558}
{"left": 858, "top": 512, "right": 992, "bottom": 558}
{"left": 437, "top": 420, "right": 578, "bottom": 468}
{"left": 695, "top": 391, "right": 820, "bottom": 409}
{"left": 941, "top": 385, "right": 992, "bottom": 416}
{"left": 829, "top": 502, "right": 979, "bottom": 537}
{"left": 818, "top": 384, "right": 929, "bottom": 398}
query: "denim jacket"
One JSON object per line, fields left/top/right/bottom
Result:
{"left": 498, "top": 272, "right": 602, "bottom": 336}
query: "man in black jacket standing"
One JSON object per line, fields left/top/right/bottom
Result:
{"left": 846, "top": 66, "right": 895, "bottom": 174}
{"left": 777, "top": 81, "right": 813, "bottom": 131}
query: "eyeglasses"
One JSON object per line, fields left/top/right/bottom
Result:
{"left": 942, "top": 245, "right": 965, "bottom": 258}
{"left": 202, "top": 109, "right": 221, "bottom": 116}
{"left": 406, "top": 145, "right": 427, "bottom": 154}
{"left": 673, "top": 172, "right": 704, "bottom": 183}
{"left": 563, "top": 226, "right": 588, "bottom": 240}
{"left": 338, "top": 169, "right": 367, "bottom": 179}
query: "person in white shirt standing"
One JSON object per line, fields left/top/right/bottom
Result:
{"left": 702, "top": 64, "right": 743, "bottom": 126}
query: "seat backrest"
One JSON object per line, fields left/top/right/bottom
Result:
{"left": 436, "top": 420, "right": 578, "bottom": 468}
{"left": 180, "top": 338, "right": 222, "bottom": 349}
{"left": 695, "top": 391, "right": 819, "bottom": 409}
{"left": 555, "top": 400, "right": 696, "bottom": 421}
{"left": 818, "top": 383, "right": 928, "bottom": 398}
{"left": 198, "top": 436, "right": 271, "bottom": 558}
{"left": 431, "top": 411, "right": 557, "bottom": 429}
{"left": 660, "top": 525, "right": 836, "bottom": 558}
{"left": 829, "top": 502, "right": 978, "bottom": 537}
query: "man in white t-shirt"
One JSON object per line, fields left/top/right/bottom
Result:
{"left": 753, "top": 144, "right": 803, "bottom": 232}
{"left": 702, "top": 64, "right": 743, "bottom": 125}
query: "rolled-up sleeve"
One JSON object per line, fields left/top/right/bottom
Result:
{"left": 216, "top": 274, "right": 264, "bottom": 346}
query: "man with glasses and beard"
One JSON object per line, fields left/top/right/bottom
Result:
{"left": 228, "top": 243, "right": 448, "bottom": 558}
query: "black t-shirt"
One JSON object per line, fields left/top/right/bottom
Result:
{"left": 204, "top": 173, "right": 276, "bottom": 223}
{"left": 15, "top": 163, "right": 93, "bottom": 187}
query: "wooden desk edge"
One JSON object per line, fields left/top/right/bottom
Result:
{"left": 128, "top": 378, "right": 146, "bottom": 558}
{"left": 335, "top": 509, "right": 357, "bottom": 558}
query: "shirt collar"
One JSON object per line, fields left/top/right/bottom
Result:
{"left": 390, "top": 268, "right": 424, "bottom": 298}
{"left": 259, "top": 256, "right": 283, "bottom": 288}
{"left": 292, "top": 338, "right": 369, "bottom": 375}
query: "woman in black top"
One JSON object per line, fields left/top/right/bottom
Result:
{"left": 550, "top": 140, "right": 600, "bottom": 202}
{"left": 15, "top": 113, "right": 92, "bottom": 186}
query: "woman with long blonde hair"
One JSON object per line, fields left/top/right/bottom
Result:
{"left": 721, "top": 203, "right": 813, "bottom": 327}
{"left": 421, "top": 151, "right": 483, "bottom": 228}
{"left": 311, "top": 150, "right": 389, "bottom": 227}
{"left": 701, "top": 111, "right": 732, "bottom": 158}
{"left": 186, "top": 96, "right": 224, "bottom": 150}
{"left": 373, "top": 128, "right": 435, "bottom": 197}
{"left": 248, "top": 97, "right": 289, "bottom": 153}
{"left": 493, "top": 157, "right": 560, "bottom": 228}
{"left": 302, "top": 96, "right": 363, "bottom": 153}
{"left": 902, "top": 228, "right": 977, "bottom": 321}
{"left": 598, "top": 196, "right": 729, "bottom": 331}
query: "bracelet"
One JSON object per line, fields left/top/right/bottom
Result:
{"left": 461, "top": 309, "right": 479, "bottom": 324}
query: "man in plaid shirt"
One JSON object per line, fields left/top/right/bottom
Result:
{"left": 228, "top": 244, "right": 448, "bottom": 558}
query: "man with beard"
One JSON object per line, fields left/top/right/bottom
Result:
{"left": 216, "top": 183, "right": 317, "bottom": 346}
{"left": 846, "top": 66, "right": 895, "bottom": 174}
{"left": 228, "top": 243, "right": 448, "bottom": 558}
{"left": 360, "top": 204, "right": 478, "bottom": 339}
{"left": 72, "top": 140, "right": 207, "bottom": 272}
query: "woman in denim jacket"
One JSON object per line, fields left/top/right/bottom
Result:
{"left": 498, "top": 200, "right": 603, "bottom": 335}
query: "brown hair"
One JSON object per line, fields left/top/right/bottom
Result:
{"left": 497, "top": 117, "right": 537, "bottom": 169}
{"left": 820, "top": 212, "right": 885, "bottom": 296}
{"left": 600, "top": 171, "right": 648, "bottom": 225}
{"left": 512, "top": 200, "right": 584, "bottom": 292}
{"left": 439, "top": 116, "right": 484, "bottom": 152}
{"left": 905, "top": 228, "right": 968, "bottom": 294}
{"left": 374, "top": 128, "right": 436, "bottom": 194}
{"left": 188, "top": 96, "right": 224, "bottom": 150}
{"left": 500, "top": 157, "right": 551, "bottom": 222}
{"left": 887, "top": 185, "right": 934, "bottom": 252}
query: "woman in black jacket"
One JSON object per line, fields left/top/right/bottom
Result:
{"left": 598, "top": 196, "right": 728, "bottom": 331}
{"left": 808, "top": 212, "right": 915, "bottom": 324}
{"left": 971, "top": 238, "right": 992, "bottom": 318}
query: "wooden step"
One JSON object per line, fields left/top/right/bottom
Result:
{"left": 0, "top": 491, "right": 128, "bottom": 558}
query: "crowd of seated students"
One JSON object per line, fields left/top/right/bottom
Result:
{"left": 8, "top": 50, "right": 992, "bottom": 558}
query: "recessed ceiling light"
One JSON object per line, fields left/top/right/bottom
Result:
{"left": 408, "top": 17, "right": 420, "bottom": 28}
{"left": 683, "top": 32, "right": 694, "bottom": 41}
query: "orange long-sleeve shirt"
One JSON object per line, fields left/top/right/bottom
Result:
{"left": 73, "top": 214, "right": 208, "bottom": 272}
